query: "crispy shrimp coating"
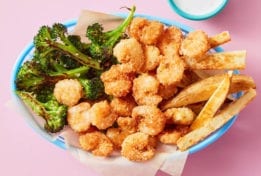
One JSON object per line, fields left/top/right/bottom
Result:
{"left": 106, "top": 117, "right": 137, "bottom": 149}
{"left": 132, "top": 74, "right": 162, "bottom": 106}
{"left": 79, "top": 131, "right": 113, "bottom": 157}
{"left": 121, "top": 132, "right": 157, "bottom": 161}
{"left": 54, "top": 79, "right": 83, "bottom": 106}
{"left": 158, "top": 129, "right": 182, "bottom": 145}
{"left": 142, "top": 45, "right": 161, "bottom": 72}
{"left": 128, "top": 17, "right": 164, "bottom": 45}
{"left": 110, "top": 96, "right": 136, "bottom": 117}
{"left": 158, "top": 84, "right": 178, "bottom": 100}
{"left": 113, "top": 38, "right": 145, "bottom": 72}
{"left": 180, "top": 30, "right": 210, "bottom": 59}
{"left": 89, "top": 100, "right": 117, "bottom": 130}
{"left": 157, "top": 26, "right": 183, "bottom": 57}
{"left": 101, "top": 64, "right": 135, "bottom": 97}
{"left": 156, "top": 55, "right": 185, "bottom": 86}
{"left": 132, "top": 105, "right": 166, "bottom": 136}
{"left": 67, "top": 102, "right": 91, "bottom": 133}
{"left": 164, "top": 107, "right": 195, "bottom": 125}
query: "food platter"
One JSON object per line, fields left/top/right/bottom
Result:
{"left": 11, "top": 14, "right": 239, "bottom": 155}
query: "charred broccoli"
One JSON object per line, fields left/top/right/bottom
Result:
{"left": 79, "top": 77, "right": 105, "bottom": 100}
{"left": 86, "top": 6, "right": 135, "bottom": 67}
{"left": 17, "top": 91, "right": 67, "bottom": 133}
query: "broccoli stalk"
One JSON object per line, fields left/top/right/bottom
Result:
{"left": 34, "top": 23, "right": 101, "bottom": 70}
{"left": 86, "top": 6, "right": 136, "bottom": 65}
{"left": 16, "top": 59, "right": 90, "bottom": 92}
{"left": 17, "top": 91, "right": 67, "bottom": 133}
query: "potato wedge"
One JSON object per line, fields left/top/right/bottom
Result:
{"left": 184, "top": 50, "right": 246, "bottom": 70}
{"left": 190, "top": 73, "right": 231, "bottom": 130}
{"left": 177, "top": 88, "right": 257, "bottom": 151}
{"left": 161, "top": 74, "right": 256, "bottom": 110}
{"left": 209, "top": 31, "right": 231, "bottom": 48}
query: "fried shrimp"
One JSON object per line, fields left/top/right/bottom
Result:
{"left": 157, "top": 26, "right": 183, "bottom": 57}
{"left": 110, "top": 96, "right": 136, "bottom": 117}
{"left": 164, "top": 107, "right": 195, "bottom": 125}
{"left": 67, "top": 102, "right": 91, "bottom": 133}
{"left": 142, "top": 45, "right": 161, "bottom": 72}
{"left": 180, "top": 30, "right": 210, "bottom": 59}
{"left": 89, "top": 100, "right": 117, "bottom": 130}
{"left": 106, "top": 117, "right": 137, "bottom": 149}
{"left": 128, "top": 17, "right": 164, "bottom": 45}
{"left": 132, "top": 105, "right": 166, "bottom": 136}
{"left": 113, "top": 38, "right": 144, "bottom": 72}
{"left": 54, "top": 79, "right": 83, "bottom": 106}
{"left": 132, "top": 74, "right": 162, "bottom": 106}
{"left": 79, "top": 131, "right": 113, "bottom": 157}
{"left": 156, "top": 55, "right": 185, "bottom": 86}
{"left": 101, "top": 64, "right": 135, "bottom": 97}
{"left": 121, "top": 132, "right": 156, "bottom": 161}
{"left": 158, "top": 129, "right": 182, "bottom": 145}
{"left": 158, "top": 84, "right": 178, "bottom": 99}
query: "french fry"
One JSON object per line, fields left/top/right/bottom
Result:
{"left": 161, "top": 74, "right": 256, "bottom": 110}
{"left": 190, "top": 72, "right": 232, "bottom": 130}
{"left": 177, "top": 88, "right": 257, "bottom": 151}
{"left": 184, "top": 50, "right": 246, "bottom": 70}
{"left": 209, "top": 31, "right": 231, "bottom": 48}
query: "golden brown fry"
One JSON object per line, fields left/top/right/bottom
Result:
{"left": 190, "top": 73, "right": 231, "bottom": 130}
{"left": 177, "top": 88, "right": 257, "bottom": 151}
{"left": 209, "top": 31, "right": 231, "bottom": 48}
{"left": 161, "top": 74, "right": 256, "bottom": 110}
{"left": 184, "top": 50, "right": 246, "bottom": 70}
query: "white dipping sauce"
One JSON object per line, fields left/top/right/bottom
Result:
{"left": 174, "top": 0, "right": 224, "bottom": 15}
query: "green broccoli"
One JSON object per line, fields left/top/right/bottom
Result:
{"left": 34, "top": 23, "right": 101, "bottom": 70}
{"left": 79, "top": 77, "right": 105, "bottom": 100}
{"left": 86, "top": 6, "right": 135, "bottom": 67}
{"left": 17, "top": 91, "right": 67, "bottom": 133}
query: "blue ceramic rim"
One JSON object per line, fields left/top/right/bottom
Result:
{"left": 11, "top": 14, "right": 239, "bottom": 154}
{"left": 168, "top": 0, "right": 228, "bottom": 20}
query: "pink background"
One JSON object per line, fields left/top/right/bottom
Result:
{"left": 1, "top": 0, "right": 260, "bottom": 175}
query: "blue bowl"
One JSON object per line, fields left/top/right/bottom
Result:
{"left": 168, "top": 0, "right": 228, "bottom": 20}
{"left": 10, "top": 14, "right": 238, "bottom": 154}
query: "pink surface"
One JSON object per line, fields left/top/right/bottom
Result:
{"left": 1, "top": 0, "right": 260, "bottom": 175}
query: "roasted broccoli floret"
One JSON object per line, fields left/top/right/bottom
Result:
{"left": 16, "top": 59, "right": 89, "bottom": 92}
{"left": 34, "top": 23, "right": 101, "bottom": 70}
{"left": 17, "top": 91, "right": 67, "bottom": 133}
{"left": 86, "top": 6, "right": 135, "bottom": 67}
{"left": 79, "top": 77, "right": 105, "bottom": 100}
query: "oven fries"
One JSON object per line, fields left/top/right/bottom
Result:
{"left": 190, "top": 72, "right": 232, "bottom": 130}
{"left": 177, "top": 88, "right": 257, "bottom": 151}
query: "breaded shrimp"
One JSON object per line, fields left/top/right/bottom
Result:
{"left": 158, "top": 84, "right": 178, "bottom": 99}
{"left": 157, "top": 26, "right": 183, "bottom": 57}
{"left": 113, "top": 38, "right": 145, "bottom": 72}
{"left": 142, "top": 45, "right": 161, "bottom": 72}
{"left": 128, "top": 17, "right": 164, "bottom": 45}
{"left": 106, "top": 117, "right": 137, "bottom": 149}
{"left": 121, "top": 132, "right": 156, "bottom": 161}
{"left": 164, "top": 107, "right": 195, "bottom": 125}
{"left": 180, "top": 30, "right": 210, "bottom": 59}
{"left": 54, "top": 79, "right": 83, "bottom": 106}
{"left": 132, "top": 73, "right": 162, "bottom": 106}
{"left": 89, "top": 100, "right": 117, "bottom": 130}
{"left": 132, "top": 105, "right": 166, "bottom": 136}
{"left": 101, "top": 64, "right": 135, "bottom": 97}
{"left": 67, "top": 102, "right": 91, "bottom": 133}
{"left": 79, "top": 131, "right": 113, "bottom": 157}
{"left": 156, "top": 55, "right": 185, "bottom": 86}
{"left": 158, "top": 129, "right": 182, "bottom": 145}
{"left": 110, "top": 96, "right": 136, "bottom": 117}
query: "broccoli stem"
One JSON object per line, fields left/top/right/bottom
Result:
{"left": 49, "top": 66, "right": 90, "bottom": 78}
{"left": 104, "top": 6, "right": 136, "bottom": 46}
